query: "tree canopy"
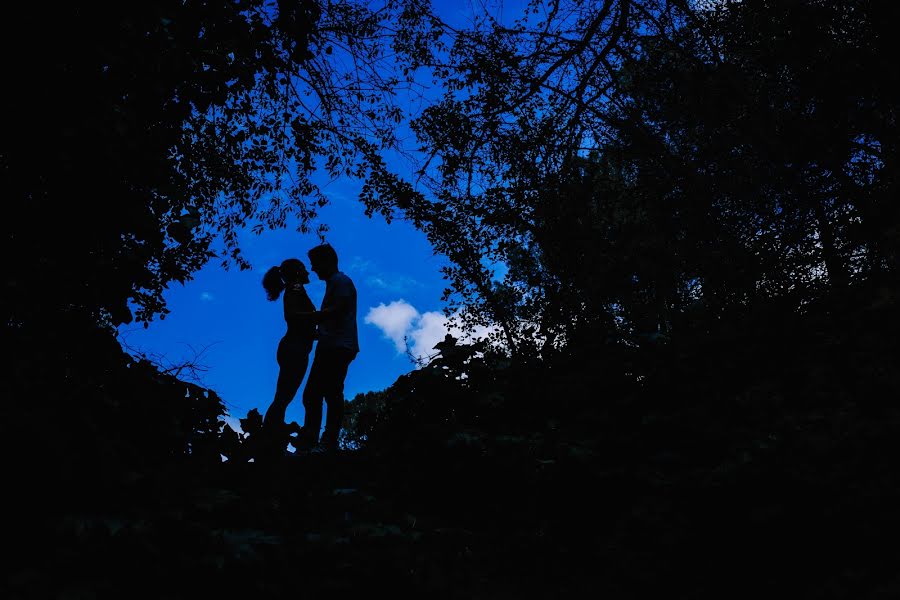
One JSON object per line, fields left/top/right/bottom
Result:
{"left": 378, "top": 0, "right": 900, "bottom": 358}
{"left": 4, "top": 0, "right": 426, "bottom": 330}
{"left": 4, "top": 1, "right": 900, "bottom": 598}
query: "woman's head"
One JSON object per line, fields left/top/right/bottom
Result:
{"left": 262, "top": 258, "right": 310, "bottom": 301}
{"left": 279, "top": 258, "right": 309, "bottom": 283}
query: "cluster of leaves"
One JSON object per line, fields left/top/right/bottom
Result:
{"left": 3, "top": 312, "right": 228, "bottom": 476}
{"left": 334, "top": 277, "right": 900, "bottom": 597}
{"left": 5, "top": 2, "right": 293, "bottom": 329}
{"left": 3, "top": 0, "right": 433, "bottom": 334}
{"left": 374, "top": 0, "right": 900, "bottom": 362}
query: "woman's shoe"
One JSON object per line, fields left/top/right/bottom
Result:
{"left": 289, "top": 431, "right": 317, "bottom": 451}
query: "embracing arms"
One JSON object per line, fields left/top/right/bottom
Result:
{"left": 309, "top": 293, "right": 352, "bottom": 323}
{"left": 284, "top": 285, "right": 351, "bottom": 324}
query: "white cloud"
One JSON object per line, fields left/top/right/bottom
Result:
{"left": 200, "top": 292, "right": 215, "bottom": 302}
{"left": 364, "top": 300, "right": 419, "bottom": 352}
{"left": 408, "top": 311, "right": 451, "bottom": 360}
{"left": 365, "top": 300, "right": 498, "bottom": 365}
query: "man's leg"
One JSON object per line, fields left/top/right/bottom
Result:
{"left": 320, "top": 349, "right": 355, "bottom": 449}
{"left": 300, "top": 348, "right": 326, "bottom": 449}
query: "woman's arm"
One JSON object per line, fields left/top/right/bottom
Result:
{"left": 284, "top": 286, "right": 317, "bottom": 323}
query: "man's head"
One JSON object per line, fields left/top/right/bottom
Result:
{"left": 307, "top": 243, "right": 339, "bottom": 280}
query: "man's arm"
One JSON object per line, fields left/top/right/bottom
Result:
{"left": 313, "top": 294, "right": 351, "bottom": 323}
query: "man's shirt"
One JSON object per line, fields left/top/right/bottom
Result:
{"left": 318, "top": 271, "right": 359, "bottom": 353}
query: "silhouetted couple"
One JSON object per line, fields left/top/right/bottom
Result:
{"left": 261, "top": 243, "right": 358, "bottom": 455}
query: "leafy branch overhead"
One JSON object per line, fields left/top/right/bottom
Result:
{"left": 385, "top": 0, "right": 899, "bottom": 361}
{"left": 5, "top": 1, "right": 431, "bottom": 329}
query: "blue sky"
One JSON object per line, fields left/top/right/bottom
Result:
{"left": 117, "top": 0, "right": 525, "bottom": 433}
{"left": 118, "top": 178, "right": 460, "bottom": 430}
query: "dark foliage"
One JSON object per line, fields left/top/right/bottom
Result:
{"left": 4, "top": 1, "right": 900, "bottom": 599}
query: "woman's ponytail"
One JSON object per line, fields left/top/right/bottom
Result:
{"left": 262, "top": 266, "right": 285, "bottom": 301}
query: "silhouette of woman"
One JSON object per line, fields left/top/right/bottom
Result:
{"left": 261, "top": 258, "right": 316, "bottom": 442}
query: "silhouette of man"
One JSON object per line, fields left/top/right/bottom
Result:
{"left": 297, "top": 243, "right": 359, "bottom": 453}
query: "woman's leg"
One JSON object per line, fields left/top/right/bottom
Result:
{"left": 265, "top": 366, "right": 304, "bottom": 429}
{"left": 265, "top": 337, "right": 310, "bottom": 432}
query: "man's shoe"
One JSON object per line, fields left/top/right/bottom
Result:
{"left": 289, "top": 434, "right": 317, "bottom": 451}
{"left": 309, "top": 442, "right": 338, "bottom": 455}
